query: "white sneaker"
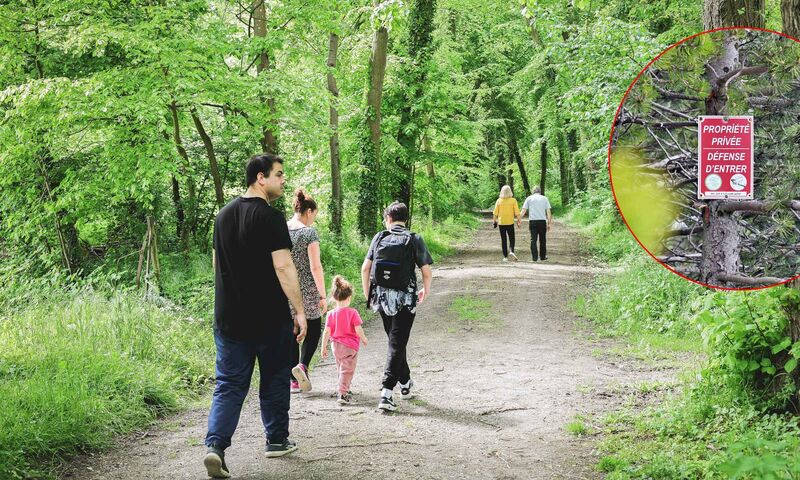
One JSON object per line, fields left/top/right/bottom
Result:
{"left": 502, "top": 257, "right": 508, "bottom": 262}
{"left": 509, "top": 252, "right": 518, "bottom": 262}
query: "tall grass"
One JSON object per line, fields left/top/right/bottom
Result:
{"left": 0, "top": 292, "right": 212, "bottom": 478}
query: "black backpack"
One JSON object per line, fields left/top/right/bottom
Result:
{"left": 370, "top": 230, "right": 417, "bottom": 290}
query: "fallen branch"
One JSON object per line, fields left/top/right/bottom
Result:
{"left": 717, "top": 273, "right": 787, "bottom": 287}
{"left": 316, "top": 439, "right": 429, "bottom": 449}
{"left": 478, "top": 406, "right": 534, "bottom": 416}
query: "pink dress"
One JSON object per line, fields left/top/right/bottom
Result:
{"left": 326, "top": 307, "right": 363, "bottom": 394}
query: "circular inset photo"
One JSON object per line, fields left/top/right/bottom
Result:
{"left": 609, "top": 27, "right": 800, "bottom": 290}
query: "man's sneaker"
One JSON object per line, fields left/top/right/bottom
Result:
{"left": 203, "top": 445, "right": 231, "bottom": 479}
{"left": 399, "top": 379, "right": 414, "bottom": 399}
{"left": 509, "top": 251, "right": 518, "bottom": 262}
{"left": 292, "top": 364, "right": 312, "bottom": 392}
{"left": 290, "top": 380, "right": 301, "bottom": 394}
{"left": 540, "top": 257, "right": 548, "bottom": 261}
{"left": 502, "top": 257, "right": 508, "bottom": 262}
{"left": 378, "top": 396, "right": 397, "bottom": 412}
{"left": 337, "top": 392, "right": 353, "bottom": 405}
{"left": 265, "top": 439, "right": 298, "bottom": 458}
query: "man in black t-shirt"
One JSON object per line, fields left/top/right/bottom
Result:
{"left": 203, "top": 154, "right": 307, "bottom": 479}
{"left": 361, "top": 201, "right": 433, "bottom": 413}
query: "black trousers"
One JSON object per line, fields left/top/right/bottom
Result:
{"left": 499, "top": 224, "right": 515, "bottom": 257}
{"left": 380, "top": 307, "right": 415, "bottom": 390}
{"left": 289, "top": 317, "right": 322, "bottom": 378}
{"left": 529, "top": 220, "right": 547, "bottom": 260}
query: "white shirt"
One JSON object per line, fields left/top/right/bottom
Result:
{"left": 521, "top": 194, "right": 551, "bottom": 221}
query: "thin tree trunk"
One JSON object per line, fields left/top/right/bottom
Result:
{"left": 168, "top": 102, "right": 196, "bottom": 245}
{"left": 394, "top": 0, "right": 437, "bottom": 210}
{"left": 171, "top": 175, "right": 184, "bottom": 240}
{"left": 703, "top": 0, "right": 765, "bottom": 29}
{"left": 539, "top": 138, "right": 547, "bottom": 195}
{"left": 38, "top": 158, "right": 72, "bottom": 274}
{"left": 190, "top": 108, "right": 225, "bottom": 208}
{"left": 423, "top": 134, "right": 435, "bottom": 222}
{"left": 357, "top": 25, "right": 388, "bottom": 238}
{"left": 558, "top": 131, "right": 570, "bottom": 207}
{"left": 507, "top": 128, "right": 531, "bottom": 197}
{"left": 567, "top": 129, "right": 585, "bottom": 194}
{"left": 327, "top": 32, "right": 343, "bottom": 236}
{"left": 252, "top": 0, "right": 278, "bottom": 154}
{"left": 782, "top": 0, "right": 800, "bottom": 37}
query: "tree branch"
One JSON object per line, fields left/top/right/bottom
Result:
{"left": 716, "top": 273, "right": 787, "bottom": 287}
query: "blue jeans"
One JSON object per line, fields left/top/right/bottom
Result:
{"left": 205, "top": 328, "right": 292, "bottom": 449}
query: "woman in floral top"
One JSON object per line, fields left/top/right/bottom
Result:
{"left": 286, "top": 188, "right": 327, "bottom": 393}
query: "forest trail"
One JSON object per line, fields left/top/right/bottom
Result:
{"left": 64, "top": 215, "right": 675, "bottom": 480}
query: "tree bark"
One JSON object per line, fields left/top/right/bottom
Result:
{"left": 507, "top": 128, "right": 531, "bottom": 197}
{"left": 703, "top": 0, "right": 765, "bottom": 29}
{"left": 701, "top": 204, "right": 743, "bottom": 285}
{"left": 171, "top": 175, "right": 184, "bottom": 241}
{"left": 357, "top": 26, "right": 388, "bottom": 238}
{"left": 327, "top": 32, "right": 343, "bottom": 236}
{"left": 558, "top": 132, "right": 570, "bottom": 208}
{"left": 783, "top": 0, "right": 800, "bottom": 37}
{"left": 168, "top": 102, "right": 196, "bottom": 245}
{"left": 252, "top": 0, "right": 279, "bottom": 154}
{"left": 394, "top": 0, "right": 437, "bottom": 210}
{"left": 539, "top": 138, "right": 547, "bottom": 195}
{"left": 190, "top": 108, "right": 225, "bottom": 208}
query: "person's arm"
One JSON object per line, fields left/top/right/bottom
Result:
{"left": 320, "top": 325, "right": 331, "bottom": 358}
{"left": 307, "top": 241, "right": 327, "bottom": 315}
{"left": 514, "top": 201, "right": 521, "bottom": 227}
{"left": 418, "top": 264, "right": 432, "bottom": 304}
{"left": 354, "top": 325, "right": 368, "bottom": 346}
{"left": 272, "top": 249, "right": 307, "bottom": 342}
{"left": 546, "top": 208, "right": 552, "bottom": 231}
{"left": 361, "top": 258, "right": 372, "bottom": 301}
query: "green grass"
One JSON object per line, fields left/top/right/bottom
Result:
{"left": 449, "top": 295, "right": 496, "bottom": 330}
{"left": 0, "top": 291, "right": 212, "bottom": 478}
{"left": 566, "top": 419, "right": 589, "bottom": 436}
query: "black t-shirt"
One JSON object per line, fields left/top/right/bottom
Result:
{"left": 213, "top": 196, "right": 293, "bottom": 342}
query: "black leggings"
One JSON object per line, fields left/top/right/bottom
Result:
{"left": 499, "top": 224, "right": 515, "bottom": 257}
{"left": 289, "top": 317, "right": 322, "bottom": 377}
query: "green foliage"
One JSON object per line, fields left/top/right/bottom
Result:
{"left": 0, "top": 291, "right": 212, "bottom": 478}
{"left": 575, "top": 253, "right": 706, "bottom": 338}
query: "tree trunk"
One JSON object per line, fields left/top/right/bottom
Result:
{"left": 782, "top": 0, "right": 800, "bottom": 37}
{"left": 701, "top": 202, "right": 743, "bottom": 285}
{"left": 507, "top": 128, "right": 531, "bottom": 197}
{"left": 394, "top": 0, "right": 437, "bottom": 210}
{"left": 357, "top": 26, "right": 388, "bottom": 238}
{"left": 168, "top": 102, "right": 196, "bottom": 246}
{"left": 539, "top": 138, "right": 547, "bottom": 195}
{"left": 567, "top": 128, "right": 585, "bottom": 195}
{"left": 327, "top": 32, "right": 343, "bottom": 236}
{"left": 252, "top": 0, "right": 279, "bottom": 154}
{"left": 558, "top": 131, "right": 570, "bottom": 207}
{"left": 190, "top": 108, "right": 225, "bottom": 208}
{"left": 703, "top": 0, "right": 765, "bottom": 29}
{"left": 171, "top": 175, "right": 185, "bottom": 241}
{"left": 423, "top": 134, "right": 435, "bottom": 222}
{"left": 38, "top": 157, "right": 72, "bottom": 274}
{"left": 701, "top": 34, "right": 745, "bottom": 285}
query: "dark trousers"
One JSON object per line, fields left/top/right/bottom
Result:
{"left": 205, "top": 329, "right": 291, "bottom": 450}
{"left": 529, "top": 220, "right": 547, "bottom": 260}
{"left": 289, "top": 317, "right": 322, "bottom": 378}
{"left": 499, "top": 224, "right": 515, "bottom": 257}
{"left": 380, "top": 307, "right": 415, "bottom": 390}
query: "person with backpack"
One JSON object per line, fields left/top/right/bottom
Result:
{"left": 361, "top": 201, "right": 433, "bottom": 412}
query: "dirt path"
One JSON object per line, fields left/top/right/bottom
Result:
{"left": 64, "top": 216, "right": 672, "bottom": 479}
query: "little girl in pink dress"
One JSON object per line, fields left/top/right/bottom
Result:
{"left": 321, "top": 275, "right": 368, "bottom": 405}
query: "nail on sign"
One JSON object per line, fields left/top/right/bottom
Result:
{"left": 697, "top": 116, "right": 754, "bottom": 200}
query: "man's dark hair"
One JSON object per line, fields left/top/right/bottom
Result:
{"left": 383, "top": 201, "right": 409, "bottom": 223}
{"left": 246, "top": 153, "right": 283, "bottom": 186}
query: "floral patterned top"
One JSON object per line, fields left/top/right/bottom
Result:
{"left": 288, "top": 226, "right": 322, "bottom": 320}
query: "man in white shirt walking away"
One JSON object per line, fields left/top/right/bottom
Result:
{"left": 519, "top": 186, "right": 552, "bottom": 262}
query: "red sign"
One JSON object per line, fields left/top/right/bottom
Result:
{"left": 698, "top": 116, "right": 754, "bottom": 200}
